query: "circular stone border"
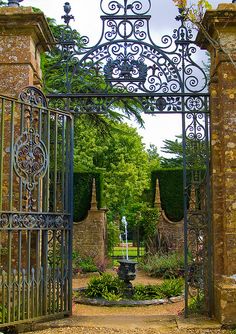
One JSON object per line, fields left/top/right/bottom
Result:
{"left": 73, "top": 288, "right": 184, "bottom": 307}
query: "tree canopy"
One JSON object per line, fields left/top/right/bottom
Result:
{"left": 42, "top": 18, "right": 160, "bottom": 227}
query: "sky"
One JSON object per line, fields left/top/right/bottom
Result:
{"left": 22, "top": 0, "right": 232, "bottom": 154}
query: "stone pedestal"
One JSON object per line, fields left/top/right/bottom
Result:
{"left": 197, "top": 4, "right": 236, "bottom": 326}
{"left": 0, "top": 6, "right": 54, "bottom": 96}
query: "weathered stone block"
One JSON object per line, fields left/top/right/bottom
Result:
{"left": 197, "top": 3, "right": 236, "bottom": 325}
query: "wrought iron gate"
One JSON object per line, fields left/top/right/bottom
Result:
{"left": 0, "top": 87, "right": 74, "bottom": 326}
{"left": 44, "top": 0, "right": 212, "bottom": 316}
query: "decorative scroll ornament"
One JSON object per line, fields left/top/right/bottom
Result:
{"left": 104, "top": 55, "right": 148, "bottom": 82}
{"left": 19, "top": 86, "right": 48, "bottom": 108}
{"left": 0, "top": 213, "right": 70, "bottom": 229}
{"left": 100, "top": 0, "right": 151, "bottom": 16}
{"left": 13, "top": 128, "right": 48, "bottom": 191}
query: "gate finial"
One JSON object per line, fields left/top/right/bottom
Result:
{"left": 8, "top": 0, "right": 23, "bottom": 7}
{"left": 61, "top": 2, "right": 74, "bottom": 25}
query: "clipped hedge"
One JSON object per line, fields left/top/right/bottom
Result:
{"left": 151, "top": 168, "right": 190, "bottom": 221}
{"left": 73, "top": 172, "right": 104, "bottom": 222}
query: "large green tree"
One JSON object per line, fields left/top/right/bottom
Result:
{"left": 42, "top": 15, "right": 160, "bottom": 227}
{"left": 74, "top": 118, "right": 151, "bottom": 221}
{"left": 160, "top": 135, "right": 208, "bottom": 168}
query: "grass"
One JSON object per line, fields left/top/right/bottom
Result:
{"left": 112, "top": 246, "right": 145, "bottom": 257}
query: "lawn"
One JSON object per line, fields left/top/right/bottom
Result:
{"left": 112, "top": 246, "right": 145, "bottom": 258}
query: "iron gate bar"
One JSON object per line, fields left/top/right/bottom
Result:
{"left": 0, "top": 87, "right": 74, "bottom": 326}
{"left": 47, "top": 93, "right": 210, "bottom": 98}
{"left": 44, "top": 0, "right": 212, "bottom": 318}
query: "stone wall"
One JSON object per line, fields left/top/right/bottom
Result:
{"left": 73, "top": 180, "right": 107, "bottom": 266}
{"left": 197, "top": 3, "right": 236, "bottom": 326}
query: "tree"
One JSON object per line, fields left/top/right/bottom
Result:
{"left": 172, "top": 0, "right": 236, "bottom": 70}
{"left": 74, "top": 118, "right": 151, "bottom": 222}
{"left": 160, "top": 135, "right": 183, "bottom": 168}
{"left": 160, "top": 135, "right": 208, "bottom": 168}
{"left": 146, "top": 144, "right": 161, "bottom": 171}
{"left": 42, "top": 18, "right": 144, "bottom": 127}
{"left": 42, "top": 14, "right": 160, "bottom": 237}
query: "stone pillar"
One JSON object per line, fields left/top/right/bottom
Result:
{"left": 196, "top": 4, "right": 236, "bottom": 325}
{"left": 0, "top": 6, "right": 54, "bottom": 96}
{"left": 0, "top": 6, "right": 54, "bottom": 269}
{"left": 73, "top": 180, "right": 108, "bottom": 268}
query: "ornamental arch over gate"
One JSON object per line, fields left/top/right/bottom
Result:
{"left": 45, "top": 0, "right": 212, "bottom": 317}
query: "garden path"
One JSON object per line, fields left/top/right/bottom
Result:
{"left": 25, "top": 270, "right": 230, "bottom": 334}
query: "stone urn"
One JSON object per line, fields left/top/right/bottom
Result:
{"left": 117, "top": 259, "right": 137, "bottom": 297}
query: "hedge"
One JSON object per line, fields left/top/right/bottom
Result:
{"left": 151, "top": 169, "right": 189, "bottom": 222}
{"left": 73, "top": 172, "right": 104, "bottom": 222}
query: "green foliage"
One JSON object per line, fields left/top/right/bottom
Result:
{"left": 112, "top": 246, "right": 145, "bottom": 258}
{"left": 73, "top": 172, "right": 103, "bottom": 222}
{"left": 73, "top": 118, "right": 153, "bottom": 225}
{"left": 139, "top": 253, "right": 185, "bottom": 279}
{"left": 0, "top": 304, "right": 7, "bottom": 323}
{"left": 160, "top": 136, "right": 183, "bottom": 168}
{"left": 172, "top": 0, "right": 212, "bottom": 23}
{"left": 107, "top": 221, "right": 120, "bottom": 255}
{"left": 72, "top": 251, "right": 98, "bottom": 274}
{"left": 84, "top": 273, "right": 183, "bottom": 301}
{"left": 151, "top": 169, "right": 186, "bottom": 221}
{"left": 137, "top": 205, "right": 159, "bottom": 254}
{"left": 160, "top": 135, "right": 208, "bottom": 169}
{"left": 158, "top": 278, "right": 184, "bottom": 298}
{"left": 146, "top": 144, "right": 160, "bottom": 171}
{"left": 188, "top": 292, "right": 205, "bottom": 314}
{"left": 102, "top": 291, "right": 123, "bottom": 301}
{"left": 140, "top": 206, "right": 159, "bottom": 240}
{"left": 42, "top": 19, "right": 159, "bottom": 226}
{"left": 85, "top": 273, "right": 125, "bottom": 299}
{"left": 132, "top": 284, "right": 164, "bottom": 300}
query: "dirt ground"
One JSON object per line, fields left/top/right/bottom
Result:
{"left": 25, "top": 270, "right": 231, "bottom": 334}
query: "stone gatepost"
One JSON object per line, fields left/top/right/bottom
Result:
{"left": 197, "top": 4, "right": 236, "bottom": 326}
{"left": 0, "top": 6, "right": 54, "bottom": 95}
{"left": 0, "top": 5, "right": 54, "bottom": 268}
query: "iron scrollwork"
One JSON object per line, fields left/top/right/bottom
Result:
{"left": 13, "top": 129, "right": 48, "bottom": 192}
{"left": 45, "top": 0, "right": 209, "bottom": 114}
{"left": 100, "top": 0, "right": 151, "bottom": 16}
{"left": 19, "top": 86, "right": 48, "bottom": 108}
{"left": 1, "top": 212, "right": 70, "bottom": 229}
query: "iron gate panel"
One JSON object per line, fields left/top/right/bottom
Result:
{"left": 0, "top": 87, "right": 74, "bottom": 325}
{"left": 44, "top": 0, "right": 212, "bottom": 317}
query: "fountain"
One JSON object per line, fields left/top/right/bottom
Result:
{"left": 117, "top": 216, "right": 137, "bottom": 297}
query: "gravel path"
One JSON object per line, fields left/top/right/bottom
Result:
{"left": 25, "top": 325, "right": 231, "bottom": 334}
{"left": 24, "top": 271, "right": 231, "bottom": 334}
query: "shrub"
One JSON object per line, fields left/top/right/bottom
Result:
{"left": 188, "top": 292, "right": 205, "bottom": 314}
{"left": 85, "top": 273, "right": 125, "bottom": 299}
{"left": 72, "top": 251, "right": 98, "bottom": 274}
{"left": 83, "top": 274, "right": 183, "bottom": 301}
{"left": 139, "top": 253, "right": 185, "bottom": 278}
{"left": 158, "top": 278, "right": 184, "bottom": 298}
{"left": 132, "top": 284, "right": 164, "bottom": 300}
